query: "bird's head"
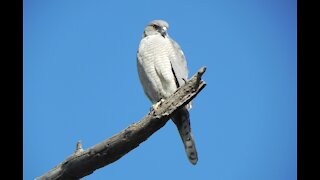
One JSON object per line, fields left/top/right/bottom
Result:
{"left": 143, "top": 20, "right": 169, "bottom": 38}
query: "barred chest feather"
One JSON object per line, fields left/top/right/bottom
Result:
{"left": 137, "top": 35, "right": 178, "bottom": 103}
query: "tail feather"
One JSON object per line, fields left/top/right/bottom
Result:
{"left": 172, "top": 107, "right": 198, "bottom": 165}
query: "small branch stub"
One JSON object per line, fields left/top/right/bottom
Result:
{"left": 75, "top": 140, "right": 83, "bottom": 154}
{"left": 194, "top": 66, "right": 206, "bottom": 91}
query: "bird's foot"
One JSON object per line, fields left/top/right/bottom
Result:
{"left": 151, "top": 99, "right": 165, "bottom": 111}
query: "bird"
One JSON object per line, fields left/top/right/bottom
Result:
{"left": 137, "top": 19, "right": 198, "bottom": 165}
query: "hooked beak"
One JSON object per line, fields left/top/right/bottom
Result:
{"left": 160, "top": 27, "right": 167, "bottom": 37}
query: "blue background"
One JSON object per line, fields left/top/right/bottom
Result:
{"left": 24, "top": 0, "right": 296, "bottom": 179}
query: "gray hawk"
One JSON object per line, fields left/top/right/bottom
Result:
{"left": 137, "top": 19, "right": 198, "bottom": 165}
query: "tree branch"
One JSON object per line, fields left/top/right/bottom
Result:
{"left": 36, "top": 67, "right": 207, "bottom": 180}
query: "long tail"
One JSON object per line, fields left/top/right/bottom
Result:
{"left": 172, "top": 106, "right": 198, "bottom": 165}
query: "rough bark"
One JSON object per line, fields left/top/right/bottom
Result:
{"left": 36, "top": 67, "right": 207, "bottom": 180}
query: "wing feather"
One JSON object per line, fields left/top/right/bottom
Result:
{"left": 169, "top": 38, "right": 188, "bottom": 87}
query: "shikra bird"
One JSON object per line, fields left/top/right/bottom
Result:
{"left": 137, "top": 20, "right": 198, "bottom": 165}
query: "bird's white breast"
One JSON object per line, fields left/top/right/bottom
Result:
{"left": 137, "top": 35, "right": 177, "bottom": 103}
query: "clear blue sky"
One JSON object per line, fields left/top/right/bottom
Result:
{"left": 23, "top": 0, "right": 296, "bottom": 179}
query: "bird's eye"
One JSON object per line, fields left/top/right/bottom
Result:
{"left": 152, "top": 24, "right": 158, "bottom": 29}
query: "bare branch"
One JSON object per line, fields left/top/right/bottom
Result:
{"left": 36, "top": 67, "right": 207, "bottom": 180}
